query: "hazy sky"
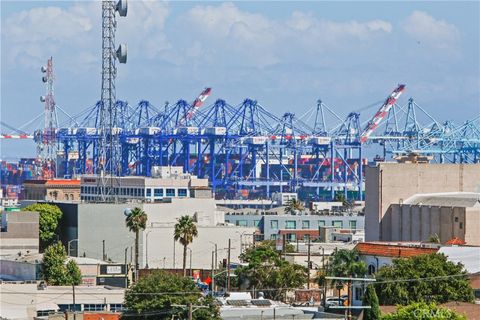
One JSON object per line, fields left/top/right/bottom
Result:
{"left": 1, "top": 0, "right": 479, "bottom": 159}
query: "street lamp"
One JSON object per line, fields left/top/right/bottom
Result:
{"left": 67, "top": 239, "right": 78, "bottom": 257}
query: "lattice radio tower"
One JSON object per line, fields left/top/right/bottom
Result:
{"left": 97, "top": 0, "right": 127, "bottom": 201}
{"left": 39, "top": 57, "right": 59, "bottom": 179}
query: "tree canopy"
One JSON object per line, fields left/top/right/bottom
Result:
{"left": 284, "top": 198, "right": 304, "bottom": 215}
{"left": 363, "top": 284, "right": 380, "bottom": 320}
{"left": 174, "top": 215, "right": 198, "bottom": 277}
{"left": 123, "top": 270, "right": 220, "bottom": 320}
{"left": 381, "top": 302, "right": 466, "bottom": 320}
{"left": 125, "top": 207, "right": 148, "bottom": 234}
{"left": 42, "top": 242, "right": 82, "bottom": 286}
{"left": 236, "top": 241, "right": 307, "bottom": 300}
{"left": 328, "top": 249, "right": 367, "bottom": 278}
{"left": 376, "top": 253, "right": 474, "bottom": 305}
{"left": 24, "top": 203, "right": 63, "bottom": 250}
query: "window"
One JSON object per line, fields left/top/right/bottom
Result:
{"left": 254, "top": 220, "right": 260, "bottom": 227}
{"left": 154, "top": 188, "right": 163, "bottom": 197}
{"left": 285, "top": 220, "right": 296, "bottom": 229}
{"left": 455, "top": 217, "right": 459, "bottom": 222}
{"left": 459, "top": 222, "right": 463, "bottom": 229}
{"left": 58, "top": 304, "right": 81, "bottom": 312}
{"left": 303, "top": 234, "right": 310, "bottom": 241}
{"left": 166, "top": 188, "right": 175, "bottom": 197}
{"left": 355, "top": 287, "right": 364, "bottom": 301}
{"left": 270, "top": 234, "right": 277, "bottom": 240}
{"left": 332, "top": 221, "right": 343, "bottom": 228}
{"left": 109, "top": 304, "right": 124, "bottom": 312}
{"left": 368, "top": 264, "right": 376, "bottom": 275}
{"left": 318, "top": 220, "right": 326, "bottom": 227}
{"left": 270, "top": 220, "right": 279, "bottom": 229}
{"left": 302, "top": 221, "right": 310, "bottom": 229}
{"left": 140, "top": 189, "right": 145, "bottom": 197}
{"left": 349, "top": 220, "right": 357, "bottom": 230}
{"left": 236, "top": 220, "right": 248, "bottom": 227}
{"left": 178, "top": 189, "right": 187, "bottom": 197}
{"left": 286, "top": 233, "right": 296, "bottom": 242}
{"left": 84, "top": 304, "right": 106, "bottom": 311}
{"left": 146, "top": 188, "right": 152, "bottom": 197}
{"left": 36, "top": 310, "right": 55, "bottom": 317}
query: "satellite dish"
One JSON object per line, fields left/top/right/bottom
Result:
{"left": 42, "top": 76, "right": 47, "bottom": 83}
{"left": 40, "top": 96, "right": 46, "bottom": 102}
{"left": 116, "top": 0, "right": 128, "bottom": 17}
{"left": 116, "top": 44, "right": 127, "bottom": 64}
{"left": 41, "top": 66, "right": 47, "bottom": 73}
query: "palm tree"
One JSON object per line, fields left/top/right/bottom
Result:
{"left": 174, "top": 215, "right": 198, "bottom": 277}
{"left": 284, "top": 198, "right": 304, "bottom": 215}
{"left": 125, "top": 207, "right": 148, "bottom": 282}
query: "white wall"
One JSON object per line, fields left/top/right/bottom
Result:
{"left": 143, "top": 226, "right": 256, "bottom": 269}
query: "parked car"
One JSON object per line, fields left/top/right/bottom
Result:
{"left": 324, "top": 296, "right": 346, "bottom": 307}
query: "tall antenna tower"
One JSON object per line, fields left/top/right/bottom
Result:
{"left": 97, "top": 0, "right": 127, "bottom": 201}
{"left": 39, "top": 57, "right": 59, "bottom": 179}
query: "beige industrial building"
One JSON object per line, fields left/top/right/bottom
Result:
{"left": 0, "top": 210, "right": 39, "bottom": 256}
{"left": 23, "top": 179, "right": 81, "bottom": 201}
{"left": 382, "top": 192, "right": 480, "bottom": 245}
{"left": 365, "top": 163, "right": 480, "bottom": 241}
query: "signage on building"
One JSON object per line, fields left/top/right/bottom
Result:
{"left": 106, "top": 266, "right": 122, "bottom": 274}
{"left": 100, "top": 264, "right": 126, "bottom": 275}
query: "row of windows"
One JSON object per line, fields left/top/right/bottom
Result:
{"left": 269, "top": 220, "right": 357, "bottom": 230}
{"left": 39, "top": 303, "right": 123, "bottom": 316}
{"left": 81, "top": 186, "right": 188, "bottom": 198}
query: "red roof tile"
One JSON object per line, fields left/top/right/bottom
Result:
{"left": 355, "top": 242, "right": 438, "bottom": 258}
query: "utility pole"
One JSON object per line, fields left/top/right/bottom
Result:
{"left": 189, "top": 248, "right": 193, "bottom": 277}
{"left": 72, "top": 284, "right": 76, "bottom": 320}
{"left": 214, "top": 243, "right": 218, "bottom": 270}
{"left": 188, "top": 303, "right": 193, "bottom": 320}
{"left": 211, "top": 251, "right": 215, "bottom": 296}
{"left": 307, "top": 235, "right": 311, "bottom": 289}
{"left": 173, "top": 238, "right": 176, "bottom": 269}
{"left": 124, "top": 247, "right": 128, "bottom": 288}
{"left": 227, "top": 238, "right": 231, "bottom": 292}
{"left": 102, "top": 240, "right": 106, "bottom": 261}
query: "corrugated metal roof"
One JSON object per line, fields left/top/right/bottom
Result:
{"left": 403, "top": 192, "right": 480, "bottom": 208}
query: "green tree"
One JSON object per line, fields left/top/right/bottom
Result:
{"left": 42, "top": 242, "right": 82, "bottom": 285}
{"left": 24, "top": 203, "right": 63, "bottom": 250}
{"left": 123, "top": 270, "right": 220, "bottom": 320}
{"left": 174, "top": 215, "right": 198, "bottom": 277}
{"left": 65, "top": 259, "right": 82, "bottom": 285}
{"left": 381, "top": 302, "right": 466, "bottom": 320}
{"left": 334, "top": 193, "right": 354, "bottom": 210}
{"left": 125, "top": 207, "right": 148, "bottom": 281}
{"left": 376, "top": 253, "right": 474, "bottom": 305}
{"left": 363, "top": 284, "right": 380, "bottom": 320}
{"left": 328, "top": 249, "right": 367, "bottom": 279}
{"left": 284, "top": 198, "right": 304, "bottom": 215}
{"left": 428, "top": 233, "right": 441, "bottom": 244}
{"left": 236, "top": 242, "right": 307, "bottom": 300}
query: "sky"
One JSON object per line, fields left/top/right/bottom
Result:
{"left": 1, "top": 0, "right": 479, "bottom": 159}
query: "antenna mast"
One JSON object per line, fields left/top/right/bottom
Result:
{"left": 98, "top": 0, "right": 127, "bottom": 201}
{"left": 39, "top": 57, "right": 59, "bottom": 179}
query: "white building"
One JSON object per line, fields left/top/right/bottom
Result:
{"left": 80, "top": 166, "right": 210, "bottom": 202}
{"left": 0, "top": 283, "right": 125, "bottom": 319}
